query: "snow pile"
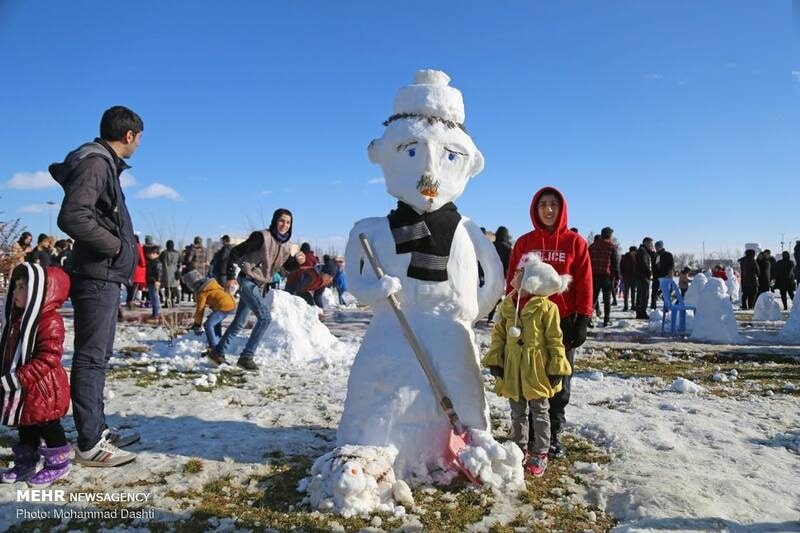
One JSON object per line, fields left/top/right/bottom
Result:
{"left": 300, "top": 445, "right": 410, "bottom": 517}
{"left": 779, "top": 290, "right": 800, "bottom": 340}
{"left": 711, "top": 372, "right": 729, "bottom": 383}
{"left": 689, "top": 278, "right": 739, "bottom": 343}
{"left": 752, "top": 292, "right": 783, "bottom": 321}
{"left": 670, "top": 377, "right": 703, "bottom": 394}
{"left": 458, "top": 429, "right": 525, "bottom": 491}
{"left": 251, "top": 290, "right": 353, "bottom": 364}
{"left": 724, "top": 266, "right": 740, "bottom": 302}
{"left": 683, "top": 273, "right": 708, "bottom": 308}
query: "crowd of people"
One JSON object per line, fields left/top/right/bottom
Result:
{"left": 1, "top": 103, "right": 797, "bottom": 488}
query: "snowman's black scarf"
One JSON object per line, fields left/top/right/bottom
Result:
{"left": 387, "top": 201, "right": 461, "bottom": 282}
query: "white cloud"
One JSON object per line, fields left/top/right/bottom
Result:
{"left": 643, "top": 73, "right": 663, "bottom": 81}
{"left": 261, "top": 190, "right": 273, "bottom": 195}
{"left": 7, "top": 171, "right": 56, "bottom": 190}
{"left": 725, "top": 62, "right": 737, "bottom": 69}
{"left": 367, "top": 177, "right": 385, "bottom": 185}
{"left": 120, "top": 172, "right": 136, "bottom": 188}
{"left": 135, "top": 183, "right": 182, "bottom": 200}
{"left": 18, "top": 203, "right": 49, "bottom": 214}
{"left": 792, "top": 71, "right": 800, "bottom": 83}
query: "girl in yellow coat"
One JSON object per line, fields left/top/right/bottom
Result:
{"left": 483, "top": 253, "right": 572, "bottom": 477}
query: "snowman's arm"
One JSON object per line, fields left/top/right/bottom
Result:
{"left": 463, "top": 219, "right": 504, "bottom": 318}
{"left": 344, "top": 223, "right": 401, "bottom": 306}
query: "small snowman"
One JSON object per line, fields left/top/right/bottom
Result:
{"left": 338, "top": 70, "right": 504, "bottom": 481}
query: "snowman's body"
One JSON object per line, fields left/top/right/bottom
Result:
{"left": 336, "top": 70, "right": 503, "bottom": 481}
{"left": 338, "top": 215, "right": 500, "bottom": 479}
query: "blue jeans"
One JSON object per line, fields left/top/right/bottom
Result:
{"left": 148, "top": 283, "right": 160, "bottom": 317}
{"left": 204, "top": 310, "right": 231, "bottom": 348}
{"left": 215, "top": 277, "right": 270, "bottom": 359}
{"left": 70, "top": 277, "right": 119, "bottom": 451}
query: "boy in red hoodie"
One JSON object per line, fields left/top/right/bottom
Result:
{"left": 506, "top": 186, "right": 593, "bottom": 459}
{"left": 1, "top": 264, "right": 72, "bottom": 486}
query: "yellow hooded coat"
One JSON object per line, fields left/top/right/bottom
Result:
{"left": 482, "top": 294, "right": 572, "bottom": 402}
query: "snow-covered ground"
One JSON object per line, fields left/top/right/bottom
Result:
{"left": 0, "top": 291, "right": 798, "bottom": 532}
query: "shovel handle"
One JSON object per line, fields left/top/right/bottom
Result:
{"left": 358, "top": 233, "right": 465, "bottom": 434}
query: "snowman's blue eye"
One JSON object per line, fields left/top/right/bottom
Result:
{"left": 448, "top": 152, "right": 456, "bottom": 161}
{"left": 408, "top": 149, "right": 415, "bottom": 157}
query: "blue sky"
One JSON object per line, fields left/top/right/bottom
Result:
{"left": 1, "top": 1, "right": 797, "bottom": 260}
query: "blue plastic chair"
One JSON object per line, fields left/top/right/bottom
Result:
{"left": 658, "top": 277, "right": 696, "bottom": 336}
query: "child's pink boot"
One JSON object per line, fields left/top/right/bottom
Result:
{"left": 525, "top": 452, "right": 548, "bottom": 477}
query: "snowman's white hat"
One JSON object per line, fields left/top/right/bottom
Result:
{"left": 387, "top": 69, "right": 465, "bottom": 126}
{"left": 518, "top": 253, "right": 572, "bottom": 297}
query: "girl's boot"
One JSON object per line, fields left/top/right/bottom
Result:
{"left": 27, "top": 444, "right": 71, "bottom": 487}
{"left": 1, "top": 444, "right": 40, "bottom": 483}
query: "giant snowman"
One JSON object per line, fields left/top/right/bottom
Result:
{"left": 338, "top": 70, "right": 504, "bottom": 481}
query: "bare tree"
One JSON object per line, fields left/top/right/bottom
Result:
{"left": 673, "top": 252, "right": 697, "bottom": 269}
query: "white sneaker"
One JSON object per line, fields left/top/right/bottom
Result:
{"left": 75, "top": 436, "right": 135, "bottom": 467}
{"left": 102, "top": 427, "right": 140, "bottom": 448}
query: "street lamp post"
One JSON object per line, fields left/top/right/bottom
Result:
{"left": 46, "top": 200, "right": 56, "bottom": 235}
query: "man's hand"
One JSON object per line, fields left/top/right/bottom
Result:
{"left": 190, "top": 324, "right": 203, "bottom": 335}
{"left": 295, "top": 251, "right": 306, "bottom": 265}
{"left": 548, "top": 375, "right": 563, "bottom": 388}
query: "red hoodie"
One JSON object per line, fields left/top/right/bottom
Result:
{"left": 506, "top": 186, "right": 594, "bottom": 319}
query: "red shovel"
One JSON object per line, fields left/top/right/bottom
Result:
{"left": 359, "top": 233, "right": 480, "bottom": 485}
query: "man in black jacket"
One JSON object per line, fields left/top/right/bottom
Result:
{"left": 50, "top": 106, "right": 142, "bottom": 467}
{"left": 634, "top": 237, "right": 654, "bottom": 319}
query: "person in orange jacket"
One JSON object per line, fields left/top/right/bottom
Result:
{"left": 183, "top": 270, "right": 236, "bottom": 350}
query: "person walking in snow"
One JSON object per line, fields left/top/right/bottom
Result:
{"left": 145, "top": 245, "right": 163, "bottom": 320}
{"left": 794, "top": 240, "right": 800, "bottom": 286}
{"left": 739, "top": 249, "right": 759, "bottom": 310}
{"left": 634, "top": 237, "right": 654, "bottom": 319}
{"left": 185, "top": 236, "right": 211, "bottom": 278}
{"left": 756, "top": 250, "right": 773, "bottom": 296}
{"left": 209, "top": 235, "right": 233, "bottom": 286}
{"left": 50, "top": 105, "right": 141, "bottom": 466}
{"left": 483, "top": 254, "right": 573, "bottom": 477}
{"left": 1, "top": 265, "right": 72, "bottom": 486}
{"left": 620, "top": 246, "right": 637, "bottom": 312}
{"left": 126, "top": 235, "right": 146, "bottom": 310}
{"left": 208, "top": 208, "right": 305, "bottom": 370}
{"left": 506, "top": 186, "right": 593, "bottom": 459}
{"left": 160, "top": 240, "right": 181, "bottom": 307}
{"left": 774, "top": 251, "right": 796, "bottom": 311}
{"left": 588, "top": 226, "right": 619, "bottom": 327}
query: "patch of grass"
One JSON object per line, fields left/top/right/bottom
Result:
{"left": 582, "top": 348, "right": 800, "bottom": 397}
{"left": 261, "top": 384, "right": 291, "bottom": 400}
{"left": 117, "top": 345, "right": 150, "bottom": 356}
{"left": 108, "top": 363, "right": 248, "bottom": 391}
{"left": 512, "top": 434, "right": 615, "bottom": 532}
{"left": 184, "top": 458, "right": 204, "bottom": 473}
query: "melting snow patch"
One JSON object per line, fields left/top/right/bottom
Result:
{"left": 711, "top": 372, "right": 729, "bottom": 383}
{"left": 587, "top": 371, "right": 604, "bottom": 381}
{"left": 671, "top": 377, "right": 702, "bottom": 394}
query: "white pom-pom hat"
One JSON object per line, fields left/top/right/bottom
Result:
{"left": 391, "top": 69, "right": 465, "bottom": 125}
{"left": 518, "top": 253, "right": 572, "bottom": 297}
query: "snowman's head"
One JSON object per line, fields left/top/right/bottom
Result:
{"left": 368, "top": 70, "right": 484, "bottom": 213}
